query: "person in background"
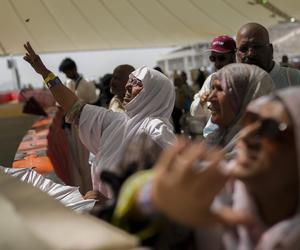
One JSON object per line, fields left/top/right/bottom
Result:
{"left": 192, "top": 69, "right": 206, "bottom": 93}
{"left": 280, "top": 55, "right": 290, "bottom": 68}
{"left": 172, "top": 73, "right": 194, "bottom": 134}
{"left": 59, "top": 58, "right": 99, "bottom": 104}
{"left": 96, "top": 73, "right": 114, "bottom": 108}
{"left": 109, "top": 64, "right": 135, "bottom": 113}
{"left": 190, "top": 35, "right": 236, "bottom": 137}
{"left": 180, "top": 71, "right": 194, "bottom": 112}
{"left": 236, "top": 22, "right": 300, "bottom": 89}
{"left": 153, "top": 66, "right": 165, "bottom": 74}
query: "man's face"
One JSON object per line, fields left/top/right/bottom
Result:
{"left": 232, "top": 98, "right": 297, "bottom": 185}
{"left": 110, "top": 68, "right": 129, "bottom": 98}
{"left": 181, "top": 72, "right": 187, "bottom": 82}
{"left": 209, "top": 51, "right": 235, "bottom": 70}
{"left": 236, "top": 29, "right": 273, "bottom": 72}
{"left": 63, "top": 68, "right": 77, "bottom": 80}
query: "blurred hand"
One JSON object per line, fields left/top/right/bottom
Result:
{"left": 84, "top": 190, "right": 109, "bottom": 205}
{"left": 200, "top": 91, "right": 210, "bottom": 107}
{"left": 23, "top": 42, "right": 49, "bottom": 77}
{"left": 150, "top": 139, "right": 253, "bottom": 227}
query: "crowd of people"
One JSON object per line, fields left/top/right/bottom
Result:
{"left": 22, "top": 22, "right": 300, "bottom": 250}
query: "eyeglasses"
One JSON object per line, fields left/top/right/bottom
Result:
{"left": 241, "top": 113, "right": 289, "bottom": 141}
{"left": 237, "top": 44, "right": 270, "bottom": 54}
{"left": 209, "top": 54, "right": 227, "bottom": 62}
{"left": 127, "top": 76, "right": 143, "bottom": 87}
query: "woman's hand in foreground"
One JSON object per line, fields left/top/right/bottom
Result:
{"left": 23, "top": 42, "right": 50, "bottom": 78}
{"left": 150, "top": 139, "right": 253, "bottom": 227}
{"left": 200, "top": 91, "right": 210, "bottom": 107}
{"left": 84, "top": 190, "right": 109, "bottom": 206}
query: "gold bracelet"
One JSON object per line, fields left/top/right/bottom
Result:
{"left": 44, "top": 72, "right": 56, "bottom": 84}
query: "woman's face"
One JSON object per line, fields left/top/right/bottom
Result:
{"left": 207, "top": 78, "right": 236, "bottom": 128}
{"left": 232, "top": 98, "right": 297, "bottom": 184}
{"left": 123, "top": 76, "right": 143, "bottom": 106}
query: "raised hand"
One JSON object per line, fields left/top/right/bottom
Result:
{"left": 23, "top": 42, "right": 78, "bottom": 112}
{"left": 150, "top": 139, "right": 226, "bottom": 226}
{"left": 23, "top": 42, "right": 49, "bottom": 77}
{"left": 200, "top": 90, "right": 210, "bottom": 107}
{"left": 150, "top": 139, "right": 254, "bottom": 227}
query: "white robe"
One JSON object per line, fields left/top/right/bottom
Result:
{"left": 79, "top": 67, "right": 176, "bottom": 195}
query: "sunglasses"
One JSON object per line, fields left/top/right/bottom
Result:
{"left": 241, "top": 112, "right": 289, "bottom": 141}
{"left": 209, "top": 54, "right": 227, "bottom": 62}
{"left": 237, "top": 44, "right": 270, "bottom": 54}
{"left": 127, "top": 76, "right": 143, "bottom": 87}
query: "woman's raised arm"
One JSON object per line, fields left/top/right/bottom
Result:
{"left": 23, "top": 42, "right": 78, "bottom": 113}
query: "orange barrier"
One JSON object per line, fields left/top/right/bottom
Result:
{"left": 13, "top": 156, "right": 53, "bottom": 175}
{"left": 12, "top": 108, "right": 55, "bottom": 175}
{"left": 0, "top": 91, "right": 19, "bottom": 104}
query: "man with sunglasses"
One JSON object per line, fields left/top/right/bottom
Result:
{"left": 236, "top": 22, "right": 300, "bottom": 89}
{"left": 208, "top": 35, "right": 236, "bottom": 71}
{"left": 190, "top": 35, "right": 236, "bottom": 136}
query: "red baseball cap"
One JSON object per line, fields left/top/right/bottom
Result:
{"left": 208, "top": 35, "right": 236, "bottom": 53}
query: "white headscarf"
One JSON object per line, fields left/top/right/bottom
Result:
{"left": 79, "top": 66, "right": 175, "bottom": 194}
{"left": 126, "top": 66, "right": 175, "bottom": 119}
{"left": 123, "top": 66, "right": 176, "bottom": 147}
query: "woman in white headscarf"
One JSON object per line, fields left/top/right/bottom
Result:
{"left": 77, "top": 67, "right": 176, "bottom": 195}
{"left": 23, "top": 42, "right": 176, "bottom": 198}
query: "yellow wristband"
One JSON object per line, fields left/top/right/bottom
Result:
{"left": 44, "top": 72, "right": 56, "bottom": 84}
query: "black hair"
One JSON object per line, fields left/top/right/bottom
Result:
{"left": 59, "top": 58, "right": 77, "bottom": 72}
{"left": 154, "top": 66, "right": 164, "bottom": 74}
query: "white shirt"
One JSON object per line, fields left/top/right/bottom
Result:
{"left": 66, "top": 77, "right": 99, "bottom": 104}
{"left": 190, "top": 73, "right": 214, "bottom": 118}
{"left": 269, "top": 62, "right": 300, "bottom": 89}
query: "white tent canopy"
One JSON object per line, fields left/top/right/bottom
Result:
{"left": 0, "top": 0, "right": 299, "bottom": 55}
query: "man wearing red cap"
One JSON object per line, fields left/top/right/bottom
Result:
{"left": 190, "top": 35, "right": 236, "bottom": 136}
{"left": 208, "top": 35, "right": 236, "bottom": 71}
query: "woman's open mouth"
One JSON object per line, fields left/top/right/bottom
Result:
{"left": 208, "top": 104, "right": 219, "bottom": 115}
{"left": 123, "top": 93, "right": 132, "bottom": 103}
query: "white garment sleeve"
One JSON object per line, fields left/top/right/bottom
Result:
{"left": 143, "top": 118, "right": 176, "bottom": 149}
{"left": 190, "top": 74, "right": 213, "bottom": 117}
{"left": 79, "top": 104, "right": 124, "bottom": 154}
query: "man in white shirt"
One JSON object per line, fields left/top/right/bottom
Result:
{"left": 59, "top": 58, "right": 99, "bottom": 104}
{"left": 236, "top": 22, "right": 300, "bottom": 89}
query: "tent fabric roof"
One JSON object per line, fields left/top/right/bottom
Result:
{"left": 0, "top": 0, "right": 299, "bottom": 55}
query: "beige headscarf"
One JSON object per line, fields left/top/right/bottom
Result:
{"left": 206, "top": 63, "right": 275, "bottom": 153}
